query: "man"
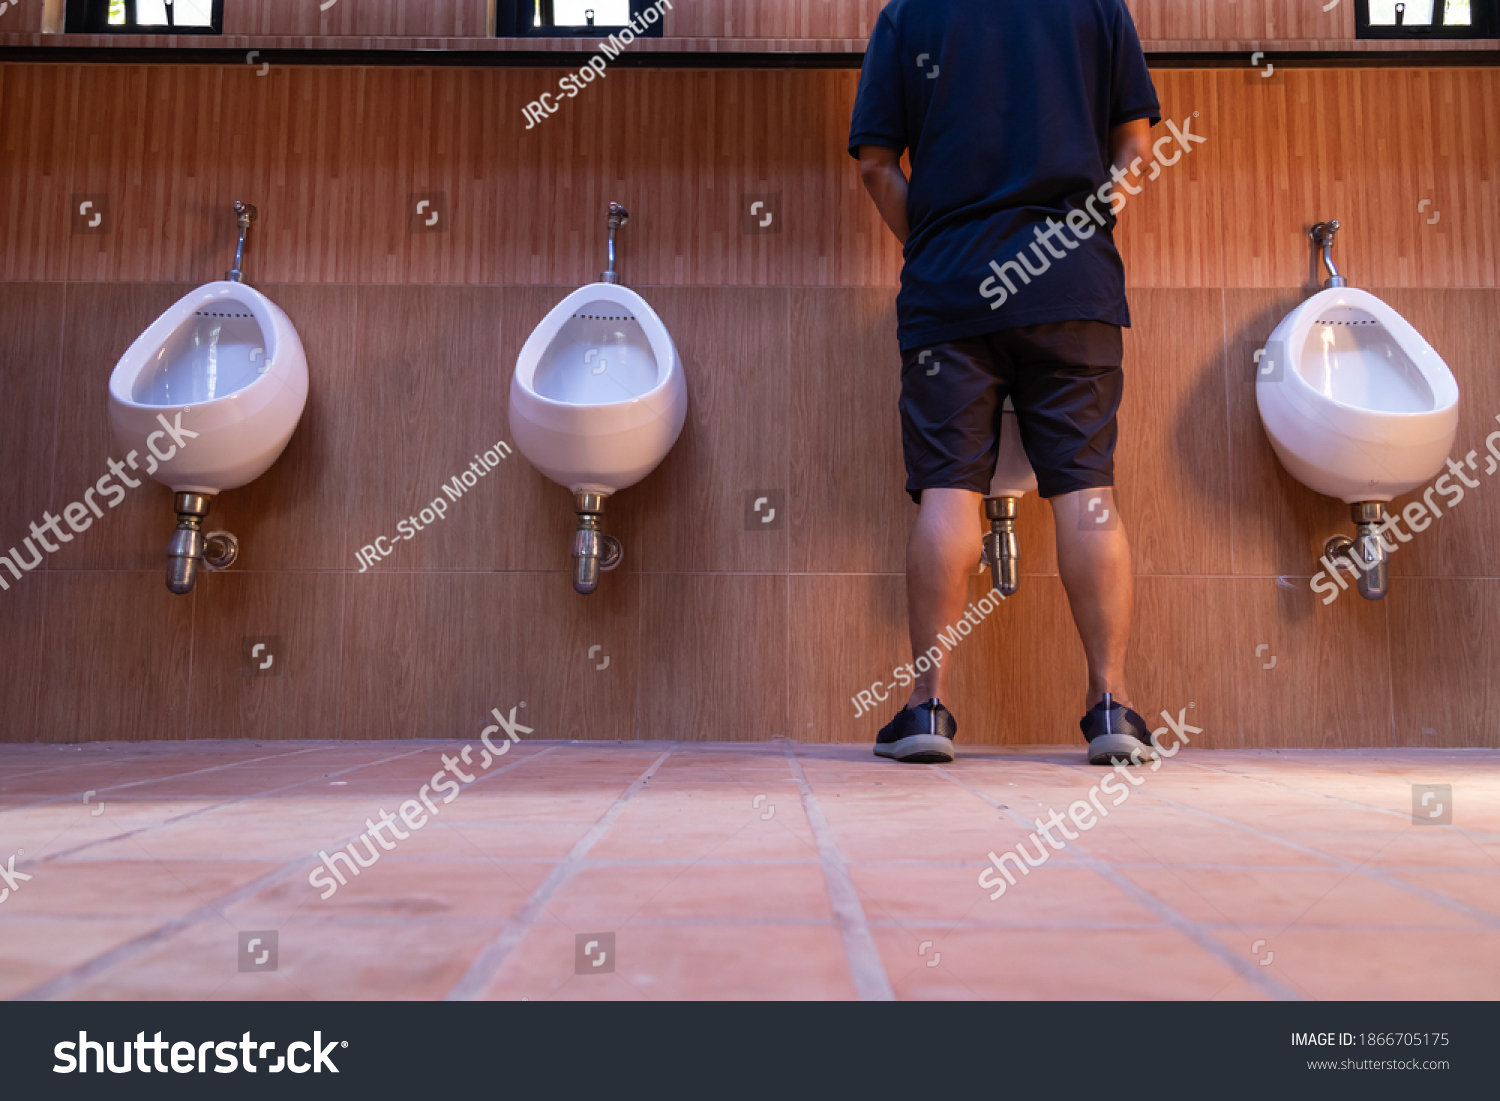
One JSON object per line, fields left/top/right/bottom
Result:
{"left": 850, "top": 0, "right": 1161, "bottom": 766}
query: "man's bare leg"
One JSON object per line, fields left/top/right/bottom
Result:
{"left": 1050, "top": 487, "right": 1134, "bottom": 712}
{"left": 904, "top": 488, "right": 982, "bottom": 711}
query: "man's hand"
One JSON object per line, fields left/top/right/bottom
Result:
{"left": 1108, "top": 118, "right": 1154, "bottom": 187}
{"left": 858, "top": 144, "right": 910, "bottom": 245}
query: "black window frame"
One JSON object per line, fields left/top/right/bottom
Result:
{"left": 65, "top": 0, "right": 225, "bottom": 34}
{"left": 1355, "top": 0, "right": 1498, "bottom": 38}
{"left": 495, "top": 0, "right": 665, "bottom": 39}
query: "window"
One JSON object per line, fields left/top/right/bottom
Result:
{"left": 496, "top": 0, "right": 665, "bottom": 38}
{"left": 1356, "top": 0, "right": 1497, "bottom": 37}
{"left": 65, "top": 0, "right": 223, "bottom": 33}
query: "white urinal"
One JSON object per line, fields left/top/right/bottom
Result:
{"left": 978, "top": 398, "right": 1038, "bottom": 597}
{"left": 509, "top": 203, "right": 688, "bottom": 595}
{"left": 107, "top": 202, "right": 308, "bottom": 594}
{"left": 1256, "top": 220, "right": 1459, "bottom": 601}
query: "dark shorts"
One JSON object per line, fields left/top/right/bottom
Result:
{"left": 899, "top": 321, "right": 1124, "bottom": 503}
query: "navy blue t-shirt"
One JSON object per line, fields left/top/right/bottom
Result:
{"left": 849, "top": 0, "right": 1160, "bottom": 350}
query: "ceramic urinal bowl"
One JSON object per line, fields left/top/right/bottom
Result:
{"left": 1257, "top": 285, "right": 1459, "bottom": 504}
{"left": 509, "top": 281, "right": 687, "bottom": 496}
{"left": 108, "top": 280, "right": 308, "bottom": 494}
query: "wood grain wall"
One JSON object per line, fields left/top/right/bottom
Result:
{"left": 4, "top": 65, "right": 1495, "bottom": 288}
{"left": 5, "top": 0, "right": 1493, "bottom": 49}
{"left": 225, "top": 0, "right": 490, "bottom": 37}
{"left": 1, "top": 62, "right": 1497, "bottom": 748}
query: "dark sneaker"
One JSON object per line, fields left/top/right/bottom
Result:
{"left": 875, "top": 698, "right": 957, "bottom": 763}
{"left": 1081, "top": 693, "right": 1158, "bottom": 766}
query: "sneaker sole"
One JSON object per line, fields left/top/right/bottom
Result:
{"left": 1087, "top": 732, "right": 1159, "bottom": 766}
{"left": 874, "top": 733, "right": 955, "bottom": 764}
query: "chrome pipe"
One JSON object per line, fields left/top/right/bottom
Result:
{"left": 571, "top": 491, "right": 622, "bottom": 595}
{"left": 226, "top": 200, "right": 258, "bottom": 283}
{"left": 1322, "top": 502, "right": 1390, "bottom": 601}
{"left": 600, "top": 202, "right": 629, "bottom": 285}
{"left": 1350, "top": 501, "right": 1389, "bottom": 601}
{"left": 166, "top": 492, "right": 213, "bottom": 595}
{"left": 1310, "top": 220, "right": 1347, "bottom": 289}
{"left": 982, "top": 496, "right": 1021, "bottom": 598}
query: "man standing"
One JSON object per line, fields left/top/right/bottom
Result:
{"left": 851, "top": 0, "right": 1161, "bottom": 765}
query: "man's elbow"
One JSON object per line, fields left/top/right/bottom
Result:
{"left": 857, "top": 146, "right": 897, "bottom": 181}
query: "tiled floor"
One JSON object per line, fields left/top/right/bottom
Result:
{"left": 1, "top": 740, "right": 1497, "bottom": 1001}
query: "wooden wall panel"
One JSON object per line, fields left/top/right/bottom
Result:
{"left": 11, "top": 65, "right": 1494, "bottom": 289}
{"left": 12, "top": 0, "right": 1500, "bottom": 49}
{"left": 225, "top": 0, "right": 490, "bottom": 38}
{"left": 66, "top": 65, "right": 226, "bottom": 283}
{"left": 0, "top": 64, "right": 77, "bottom": 282}
{"left": 0, "top": 283, "right": 64, "bottom": 546}
{"left": 788, "top": 288, "right": 907, "bottom": 576}
{"left": 638, "top": 573, "right": 789, "bottom": 741}
{"left": 3, "top": 61, "right": 1498, "bottom": 747}
{"left": 1216, "top": 68, "right": 1371, "bottom": 289}
{"left": 214, "top": 66, "right": 376, "bottom": 283}
{"left": 340, "top": 571, "right": 640, "bottom": 741}
{"left": 1114, "top": 69, "right": 1226, "bottom": 288}
{"left": 1233, "top": 576, "right": 1392, "bottom": 749}
{"left": 1388, "top": 580, "right": 1500, "bottom": 748}
{"left": 1116, "top": 289, "right": 1234, "bottom": 577}
{"left": 1126, "top": 0, "right": 1356, "bottom": 42}
{"left": 0, "top": 0, "right": 46, "bottom": 33}
{"left": 1357, "top": 69, "right": 1500, "bottom": 289}
{"left": 35, "top": 572, "right": 194, "bottom": 742}
{"left": 624, "top": 287, "right": 792, "bottom": 573}
{"left": 341, "top": 285, "right": 506, "bottom": 572}
{"left": 189, "top": 571, "right": 345, "bottom": 741}
{"left": 664, "top": 0, "right": 885, "bottom": 40}
{"left": 797, "top": 68, "right": 903, "bottom": 287}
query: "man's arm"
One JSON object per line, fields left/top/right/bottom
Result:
{"left": 1108, "top": 118, "right": 1154, "bottom": 185}
{"left": 857, "top": 145, "right": 910, "bottom": 245}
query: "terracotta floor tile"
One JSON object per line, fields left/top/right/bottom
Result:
{"left": 872, "top": 926, "right": 1245, "bottom": 1000}
{"left": 1117, "top": 865, "right": 1484, "bottom": 929}
{"left": 224, "top": 859, "right": 556, "bottom": 924}
{"left": 854, "top": 863, "right": 1160, "bottom": 927}
{"left": 1078, "top": 826, "right": 1330, "bottom": 868}
{"left": 0, "top": 859, "right": 280, "bottom": 919}
{"left": 1209, "top": 929, "right": 1500, "bottom": 1000}
{"left": 1385, "top": 871, "right": 1500, "bottom": 918}
{"left": 588, "top": 816, "right": 818, "bottom": 862}
{"left": 68, "top": 919, "right": 499, "bottom": 1001}
{"left": 2, "top": 741, "right": 1495, "bottom": 1001}
{"left": 0, "top": 917, "right": 166, "bottom": 999}
{"left": 544, "top": 863, "right": 834, "bottom": 927}
{"left": 478, "top": 921, "right": 859, "bottom": 1001}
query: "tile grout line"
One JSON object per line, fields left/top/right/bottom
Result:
{"left": 182, "top": 565, "right": 198, "bottom": 741}
{"left": 1216, "top": 282, "right": 1247, "bottom": 749}
{"left": 11, "top": 741, "right": 496, "bottom": 1001}
{"left": 31, "top": 277, "right": 71, "bottom": 744}
{"left": 783, "top": 743, "right": 895, "bottom": 1001}
{"left": 30, "top": 742, "right": 463, "bottom": 867}
{"left": 1086, "top": 771, "right": 1500, "bottom": 930}
{"left": 932, "top": 763, "right": 1304, "bottom": 1001}
{"left": 1382, "top": 583, "right": 1398, "bottom": 748}
{"left": 634, "top": 571, "right": 643, "bottom": 741}
{"left": 1156, "top": 756, "right": 1500, "bottom": 926}
{"left": 445, "top": 748, "right": 674, "bottom": 1001}
{"left": 333, "top": 287, "right": 360, "bottom": 742}
{"left": 0, "top": 743, "right": 340, "bottom": 815}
